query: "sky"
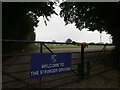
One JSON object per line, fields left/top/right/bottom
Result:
{"left": 35, "top": 3, "right": 112, "bottom": 43}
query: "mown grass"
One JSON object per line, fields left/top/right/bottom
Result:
{"left": 44, "top": 44, "right": 79, "bottom": 49}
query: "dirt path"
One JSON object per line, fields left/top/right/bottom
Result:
{"left": 60, "top": 69, "right": 120, "bottom": 88}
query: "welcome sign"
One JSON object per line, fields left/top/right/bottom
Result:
{"left": 30, "top": 53, "right": 71, "bottom": 78}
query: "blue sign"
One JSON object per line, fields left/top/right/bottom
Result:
{"left": 30, "top": 53, "right": 71, "bottom": 78}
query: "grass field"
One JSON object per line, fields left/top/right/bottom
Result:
{"left": 44, "top": 45, "right": 79, "bottom": 49}
{"left": 24, "top": 44, "right": 114, "bottom": 52}
{"left": 40, "top": 44, "right": 114, "bottom": 50}
{"left": 43, "top": 44, "right": 114, "bottom": 49}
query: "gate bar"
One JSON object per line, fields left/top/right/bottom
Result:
{"left": 81, "top": 44, "right": 85, "bottom": 80}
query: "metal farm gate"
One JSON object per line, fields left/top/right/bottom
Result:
{"left": 2, "top": 40, "right": 115, "bottom": 88}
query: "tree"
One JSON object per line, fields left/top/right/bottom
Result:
{"left": 3, "top": 2, "right": 57, "bottom": 40}
{"left": 59, "top": 2, "right": 120, "bottom": 69}
{"left": 65, "top": 38, "right": 72, "bottom": 43}
{"left": 2, "top": 2, "right": 57, "bottom": 54}
{"left": 59, "top": 2, "right": 120, "bottom": 45}
{"left": 52, "top": 40, "right": 56, "bottom": 42}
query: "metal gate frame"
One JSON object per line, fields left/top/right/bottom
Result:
{"left": 2, "top": 40, "right": 114, "bottom": 88}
